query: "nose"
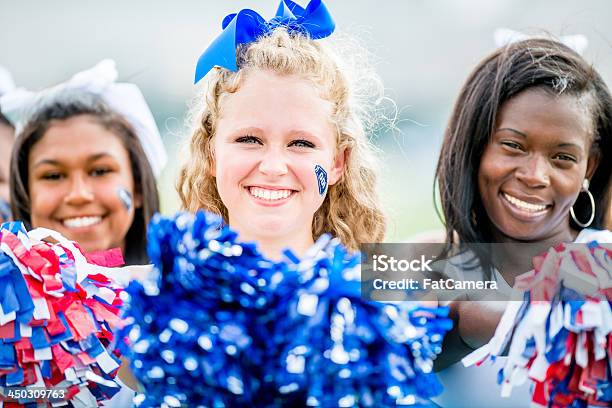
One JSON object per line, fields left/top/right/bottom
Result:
{"left": 515, "top": 154, "right": 551, "bottom": 188}
{"left": 258, "top": 148, "right": 288, "bottom": 177}
{"left": 64, "top": 173, "right": 94, "bottom": 205}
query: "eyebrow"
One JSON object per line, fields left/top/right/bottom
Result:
{"left": 32, "top": 153, "right": 116, "bottom": 169}
{"left": 231, "top": 127, "right": 323, "bottom": 143}
{"left": 232, "top": 127, "right": 262, "bottom": 135}
{"left": 496, "top": 127, "right": 528, "bottom": 138}
{"left": 289, "top": 129, "right": 322, "bottom": 143}
{"left": 556, "top": 142, "right": 583, "bottom": 150}
{"left": 496, "top": 128, "right": 584, "bottom": 150}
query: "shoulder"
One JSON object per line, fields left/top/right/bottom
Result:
{"left": 574, "top": 228, "right": 612, "bottom": 243}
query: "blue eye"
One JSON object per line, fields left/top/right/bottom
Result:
{"left": 236, "top": 135, "right": 262, "bottom": 145}
{"left": 289, "top": 139, "right": 315, "bottom": 148}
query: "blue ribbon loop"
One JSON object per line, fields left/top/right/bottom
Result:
{"left": 194, "top": 0, "right": 335, "bottom": 83}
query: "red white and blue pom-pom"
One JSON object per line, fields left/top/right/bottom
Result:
{"left": 463, "top": 241, "right": 611, "bottom": 407}
{"left": 118, "top": 211, "right": 452, "bottom": 407}
{"left": 0, "top": 222, "right": 126, "bottom": 407}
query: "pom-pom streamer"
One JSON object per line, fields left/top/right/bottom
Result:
{"left": 119, "top": 211, "right": 452, "bottom": 407}
{"left": 463, "top": 242, "right": 611, "bottom": 407}
{"left": 0, "top": 222, "right": 126, "bottom": 407}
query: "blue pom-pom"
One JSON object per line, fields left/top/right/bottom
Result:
{"left": 119, "top": 211, "right": 452, "bottom": 407}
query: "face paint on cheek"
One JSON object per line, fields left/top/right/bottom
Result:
{"left": 314, "top": 164, "right": 328, "bottom": 196}
{"left": 117, "top": 187, "right": 133, "bottom": 211}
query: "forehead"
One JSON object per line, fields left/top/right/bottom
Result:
{"left": 217, "top": 70, "right": 335, "bottom": 136}
{"left": 30, "top": 115, "right": 129, "bottom": 162}
{"left": 497, "top": 89, "right": 593, "bottom": 140}
{"left": 0, "top": 124, "right": 14, "bottom": 152}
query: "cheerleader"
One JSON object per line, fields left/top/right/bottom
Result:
{"left": 121, "top": 3, "right": 457, "bottom": 406}
{"left": 1, "top": 60, "right": 166, "bottom": 265}
{"left": 1, "top": 61, "right": 167, "bottom": 406}
{"left": 433, "top": 37, "right": 612, "bottom": 407}
{"left": 177, "top": 1, "right": 386, "bottom": 259}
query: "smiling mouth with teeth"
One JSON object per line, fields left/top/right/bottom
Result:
{"left": 248, "top": 187, "right": 294, "bottom": 201}
{"left": 502, "top": 193, "right": 551, "bottom": 213}
{"left": 62, "top": 216, "right": 103, "bottom": 228}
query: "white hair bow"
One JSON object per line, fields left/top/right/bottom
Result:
{"left": 494, "top": 28, "right": 588, "bottom": 55}
{"left": 0, "top": 65, "right": 16, "bottom": 98}
{"left": 0, "top": 60, "right": 167, "bottom": 177}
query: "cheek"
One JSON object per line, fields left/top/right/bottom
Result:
{"left": 95, "top": 178, "right": 136, "bottom": 211}
{"left": 295, "top": 159, "right": 330, "bottom": 198}
{"left": 478, "top": 150, "right": 508, "bottom": 195}
{"left": 477, "top": 163, "right": 494, "bottom": 197}
{"left": 555, "top": 171, "right": 585, "bottom": 202}
{"left": 215, "top": 151, "right": 257, "bottom": 195}
{"left": 29, "top": 182, "right": 62, "bottom": 220}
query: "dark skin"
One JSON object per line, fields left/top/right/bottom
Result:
{"left": 436, "top": 88, "right": 600, "bottom": 369}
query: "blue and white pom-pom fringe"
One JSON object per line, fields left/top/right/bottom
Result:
{"left": 118, "top": 211, "right": 452, "bottom": 407}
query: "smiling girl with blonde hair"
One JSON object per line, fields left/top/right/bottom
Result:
{"left": 177, "top": 1, "right": 386, "bottom": 258}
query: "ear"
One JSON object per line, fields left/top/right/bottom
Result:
{"left": 585, "top": 148, "right": 601, "bottom": 181}
{"left": 328, "top": 148, "right": 347, "bottom": 186}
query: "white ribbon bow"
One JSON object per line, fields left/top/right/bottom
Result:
{"left": 494, "top": 28, "right": 588, "bottom": 55}
{"left": 0, "top": 60, "right": 167, "bottom": 177}
{"left": 0, "top": 65, "right": 16, "bottom": 97}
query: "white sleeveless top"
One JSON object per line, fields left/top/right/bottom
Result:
{"left": 432, "top": 228, "right": 612, "bottom": 408}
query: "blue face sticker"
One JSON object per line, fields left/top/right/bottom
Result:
{"left": 314, "top": 165, "right": 328, "bottom": 196}
{"left": 117, "top": 187, "right": 133, "bottom": 211}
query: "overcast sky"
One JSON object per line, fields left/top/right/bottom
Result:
{"left": 2, "top": 0, "right": 610, "bottom": 119}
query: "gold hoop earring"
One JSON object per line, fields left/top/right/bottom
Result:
{"left": 570, "top": 179, "right": 595, "bottom": 228}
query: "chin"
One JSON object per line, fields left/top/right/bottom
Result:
{"left": 255, "top": 222, "right": 293, "bottom": 237}
{"left": 496, "top": 223, "right": 548, "bottom": 242}
{"left": 261, "top": 217, "right": 306, "bottom": 237}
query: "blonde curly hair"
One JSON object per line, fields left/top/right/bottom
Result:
{"left": 177, "top": 28, "right": 386, "bottom": 251}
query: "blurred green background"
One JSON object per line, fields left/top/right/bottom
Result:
{"left": 2, "top": 0, "right": 610, "bottom": 241}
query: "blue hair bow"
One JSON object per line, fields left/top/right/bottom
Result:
{"left": 194, "top": 0, "right": 335, "bottom": 83}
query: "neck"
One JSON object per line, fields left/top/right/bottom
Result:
{"left": 231, "top": 226, "right": 315, "bottom": 261}
{"left": 256, "top": 236, "right": 315, "bottom": 261}
{"left": 491, "top": 226, "right": 577, "bottom": 247}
